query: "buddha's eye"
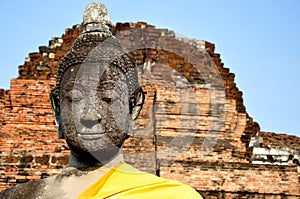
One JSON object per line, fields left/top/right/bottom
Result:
{"left": 66, "top": 90, "right": 83, "bottom": 103}
{"left": 102, "top": 95, "right": 120, "bottom": 103}
{"left": 102, "top": 97, "right": 112, "bottom": 103}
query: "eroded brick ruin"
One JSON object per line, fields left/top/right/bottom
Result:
{"left": 0, "top": 22, "right": 299, "bottom": 198}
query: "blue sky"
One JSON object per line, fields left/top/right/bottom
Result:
{"left": 0, "top": 0, "right": 299, "bottom": 137}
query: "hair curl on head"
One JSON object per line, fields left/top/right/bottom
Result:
{"left": 51, "top": 2, "right": 140, "bottom": 101}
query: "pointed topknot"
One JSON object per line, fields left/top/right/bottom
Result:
{"left": 83, "top": 2, "right": 112, "bottom": 26}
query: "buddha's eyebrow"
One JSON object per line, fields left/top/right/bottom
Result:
{"left": 63, "top": 81, "right": 84, "bottom": 91}
{"left": 99, "top": 80, "right": 116, "bottom": 85}
{"left": 61, "top": 81, "right": 74, "bottom": 91}
{"left": 97, "top": 80, "right": 116, "bottom": 90}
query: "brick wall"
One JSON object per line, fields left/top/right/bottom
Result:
{"left": 0, "top": 79, "right": 69, "bottom": 189}
{"left": 0, "top": 22, "right": 299, "bottom": 197}
{"left": 163, "top": 161, "right": 299, "bottom": 196}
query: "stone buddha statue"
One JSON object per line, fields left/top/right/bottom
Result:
{"left": 0, "top": 2, "right": 202, "bottom": 198}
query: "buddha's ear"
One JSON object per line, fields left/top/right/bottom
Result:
{"left": 130, "top": 88, "right": 145, "bottom": 120}
{"left": 50, "top": 89, "right": 65, "bottom": 139}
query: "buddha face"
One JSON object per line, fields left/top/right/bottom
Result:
{"left": 59, "top": 63, "right": 131, "bottom": 162}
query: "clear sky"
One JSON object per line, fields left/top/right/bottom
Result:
{"left": 0, "top": 0, "right": 299, "bottom": 137}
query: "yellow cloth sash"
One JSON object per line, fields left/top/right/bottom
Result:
{"left": 77, "top": 163, "right": 202, "bottom": 199}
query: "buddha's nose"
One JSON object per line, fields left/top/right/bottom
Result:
{"left": 80, "top": 106, "right": 101, "bottom": 128}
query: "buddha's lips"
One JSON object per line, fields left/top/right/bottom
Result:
{"left": 78, "top": 132, "right": 104, "bottom": 140}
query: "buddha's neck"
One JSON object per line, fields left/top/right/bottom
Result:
{"left": 67, "top": 149, "right": 125, "bottom": 171}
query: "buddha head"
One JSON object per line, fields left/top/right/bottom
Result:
{"left": 50, "top": 2, "right": 144, "bottom": 166}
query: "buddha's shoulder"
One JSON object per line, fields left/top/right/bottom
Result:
{"left": 0, "top": 178, "right": 48, "bottom": 199}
